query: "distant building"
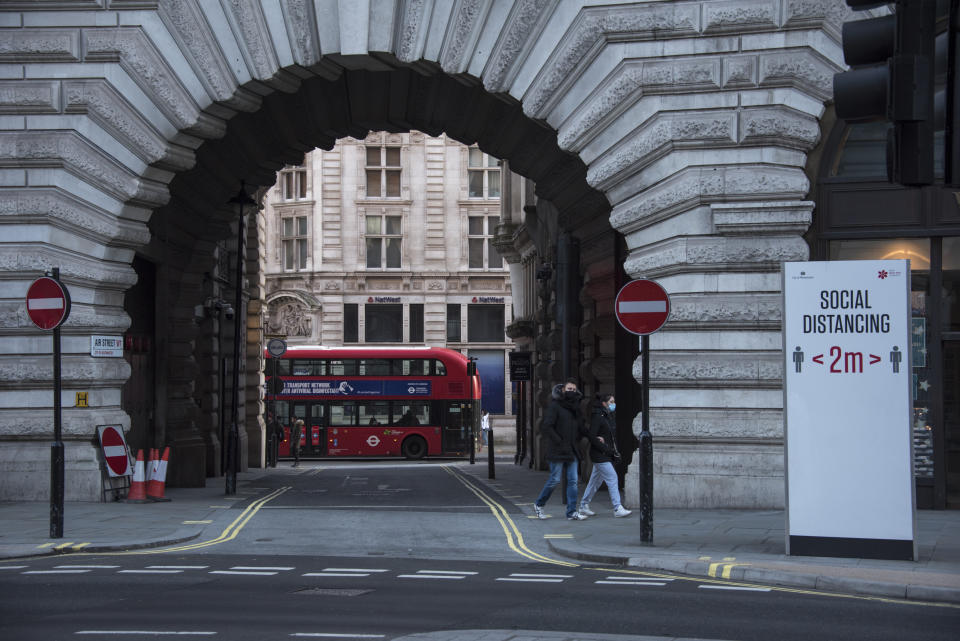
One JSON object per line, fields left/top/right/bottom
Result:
{"left": 262, "top": 132, "right": 515, "bottom": 422}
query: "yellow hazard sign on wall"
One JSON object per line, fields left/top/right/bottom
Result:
{"left": 75, "top": 392, "right": 88, "bottom": 407}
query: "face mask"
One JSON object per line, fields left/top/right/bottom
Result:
{"left": 607, "top": 403, "right": 616, "bottom": 412}
{"left": 563, "top": 390, "right": 580, "bottom": 402}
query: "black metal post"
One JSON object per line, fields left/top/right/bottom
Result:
{"left": 639, "top": 333, "right": 653, "bottom": 544}
{"left": 226, "top": 184, "right": 254, "bottom": 495}
{"left": 50, "top": 270, "right": 64, "bottom": 538}
{"left": 467, "top": 358, "right": 476, "bottom": 465}
{"left": 487, "top": 426, "right": 495, "bottom": 479}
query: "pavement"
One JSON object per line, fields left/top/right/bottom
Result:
{"left": 1, "top": 455, "right": 958, "bottom": 608}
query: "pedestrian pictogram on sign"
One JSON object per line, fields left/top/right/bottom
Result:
{"left": 97, "top": 425, "right": 131, "bottom": 478}
{"left": 615, "top": 279, "right": 671, "bottom": 336}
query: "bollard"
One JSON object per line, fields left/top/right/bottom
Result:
{"left": 487, "top": 428, "right": 495, "bottom": 479}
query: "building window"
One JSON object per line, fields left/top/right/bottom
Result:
{"left": 365, "top": 214, "right": 402, "bottom": 269}
{"left": 366, "top": 146, "right": 401, "bottom": 198}
{"left": 468, "top": 215, "right": 503, "bottom": 269}
{"left": 365, "top": 304, "right": 403, "bottom": 342}
{"left": 468, "top": 148, "right": 500, "bottom": 198}
{"left": 409, "top": 304, "right": 424, "bottom": 343}
{"left": 280, "top": 166, "right": 308, "bottom": 200}
{"left": 344, "top": 304, "right": 358, "bottom": 343}
{"left": 281, "top": 215, "right": 309, "bottom": 271}
{"left": 447, "top": 304, "right": 461, "bottom": 342}
{"left": 467, "top": 304, "right": 504, "bottom": 342}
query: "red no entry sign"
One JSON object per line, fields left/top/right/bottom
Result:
{"left": 615, "top": 279, "right": 670, "bottom": 335}
{"left": 26, "top": 276, "right": 71, "bottom": 330}
{"left": 97, "top": 425, "right": 131, "bottom": 478}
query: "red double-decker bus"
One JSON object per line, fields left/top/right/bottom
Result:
{"left": 265, "top": 346, "right": 480, "bottom": 459}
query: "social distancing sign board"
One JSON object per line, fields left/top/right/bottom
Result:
{"left": 783, "top": 260, "right": 915, "bottom": 560}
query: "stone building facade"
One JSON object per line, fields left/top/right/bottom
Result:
{"left": 261, "top": 132, "right": 516, "bottom": 424}
{"left": 1, "top": 2, "right": 956, "bottom": 509}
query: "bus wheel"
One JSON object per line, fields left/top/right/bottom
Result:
{"left": 401, "top": 436, "right": 427, "bottom": 460}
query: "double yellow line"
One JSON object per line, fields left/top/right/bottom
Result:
{"left": 126, "top": 486, "right": 290, "bottom": 555}
{"left": 443, "top": 466, "right": 577, "bottom": 568}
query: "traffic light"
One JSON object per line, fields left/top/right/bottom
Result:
{"left": 834, "top": 0, "right": 937, "bottom": 185}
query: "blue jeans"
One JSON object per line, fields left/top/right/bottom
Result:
{"left": 535, "top": 460, "right": 579, "bottom": 517}
{"left": 581, "top": 461, "right": 622, "bottom": 509}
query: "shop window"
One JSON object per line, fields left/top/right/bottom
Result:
{"left": 344, "top": 304, "right": 358, "bottom": 343}
{"left": 944, "top": 237, "right": 960, "bottom": 331}
{"left": 468, "top": 304, "right": 504, "bottom": 342}
{"left": 365, "top": 304, "right": 403, "bottom": 342}
{"left": 410, "top": 303, "right": 424, "bottom": 343}
{"left": 447, "top": 304, "right": 461, "bottom": 342}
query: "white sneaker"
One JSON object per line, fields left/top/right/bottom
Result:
{"left": 614, "top": 506, "right": 632, "bottom": 518}
{"left": 579, "top": 503, "right": 595, "bottom": 516}
{"left": 567, "top": 511, "right": 587, "bottom": 521}
{"left": 533, "top": 504, "right": 547, "bottom": 519}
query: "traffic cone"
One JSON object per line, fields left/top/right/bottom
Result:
{"left": 147, "top": 446, "right": 171, "bottom": 502}
{"left": 125, "top": 449, "right": 148, "bottom": 503}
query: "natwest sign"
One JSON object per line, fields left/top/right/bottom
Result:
{"left": 368, "top": 296, "right": 401, "bottom": 303}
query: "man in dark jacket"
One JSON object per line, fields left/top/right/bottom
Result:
{"left": 533, "top": 378, "right": 588, "bottom": 520}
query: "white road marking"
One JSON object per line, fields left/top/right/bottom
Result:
{"left": 496, "top": 577, "right": 564, "bottom": 583}
{"left": 119, "top": 570, "right": 185, "bottom": 574}
{"left": 698, "top": 584, "right": 771, "bottom": 592}
{"left": 75, "top": 631, "right": 216, "bottom": 636}
{"left": 148, "top": 566, "right": 209, "bottom": 570}
{"left": 209, "top": 570, "right": 277, "bottom": 576}
{"left": 55, "top": 565, "right": 120, "bottom": 569}
{"left": 396, "top": 574, "right": 465, "bottom": 579}
{"left": 23, "top": 570, "right": 90, "bottom": 574}
{"left": 0, "top": 566, "right": 27, "bottom": 570}
{"left": 595, "top": 580, "right": 667, "bottom": 586}
{"left": 603, "top": 575, "right": 674, "bottom": 582}
{"left": 412, "top": 570, "right": 478, "bottom": 575}
{"left": 303, "top": 573, "right": 372, "bottom": 577}
{"left": 230, "top": 566, "right": 293, "bottom": 571}
{"left": 321, "top": 568, "right": 388, "bottom": 573}
{"left": 506, "top": 573, "right": 573, "bottom": 578}
{"left": 290, "top": 634, "right": 385, "bottom": 639}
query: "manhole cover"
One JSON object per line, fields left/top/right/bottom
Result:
{"left": 294, "top": 588, "right": 373, "bottom": 597}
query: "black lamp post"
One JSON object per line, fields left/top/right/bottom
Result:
{"left": 225, "top": 183, "right": 256, "bottom": 496}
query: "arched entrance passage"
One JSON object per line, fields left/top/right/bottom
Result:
{"left": 147, "top": 67, "right": 611, "bottom": 489}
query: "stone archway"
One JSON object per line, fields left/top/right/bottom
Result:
{"left": 0, "top": 1, "right": 849, "bottom": 505}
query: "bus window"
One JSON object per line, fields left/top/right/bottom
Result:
{"left": 359, "top": 402, "right": 389, "bottom": 426}
{"left": 394, "top": 402, "right": 430, "bottom": 426}
{"left": 329, "top": 402, "right": 357, "bottom": 426}
{"left": 401, "top": 359, "right": 428, "bottom": 375}
{"left": 432, "top": 360, "right": 446, "bottom": 376}
{"left": 329, "top": 360, "right": 358, "bottom": 376}
{"left": 276, "top": 359, "right": 291, "bottom": 375}
{"left": 360, "top": 359, "right": 391, "bottom": 376}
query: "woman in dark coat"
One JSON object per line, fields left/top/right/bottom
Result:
{"left": 579, "top": 393, "right": 632, "bottom": 518}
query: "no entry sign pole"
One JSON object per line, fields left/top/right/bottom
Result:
{"left": 615, "top": 279, "right": 670, "bottom": 545}
{"left": 27, "top": 268, "right": 71, "bottom": 538}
